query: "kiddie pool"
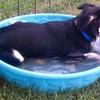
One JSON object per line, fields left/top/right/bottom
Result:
{"left": 0, "top": 13, "right": 100, "bottom": 92}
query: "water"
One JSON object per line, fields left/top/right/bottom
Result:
{"left": 19, "top": 58, "right": 100, "bottom": 74}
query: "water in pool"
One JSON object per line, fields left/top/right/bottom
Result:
{"left": 19, "top": 57, "right": 100, "bottom": 74}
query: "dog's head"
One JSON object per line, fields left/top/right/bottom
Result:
{"left": 74, "top": 3, "right": 100, "bottom": 42}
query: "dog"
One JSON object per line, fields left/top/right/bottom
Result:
{"left": 0, "top": 3, "right": 100, "bottom": 66}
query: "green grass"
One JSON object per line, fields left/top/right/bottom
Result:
{"left": 1, "top": 0, "right": 100, "bottom": 99}
{"left": 0, "top": 0, "right": 100, "bottom": 20}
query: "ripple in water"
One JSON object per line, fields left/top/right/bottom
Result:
{"left": 18, "top": 57, "right": 100, "bottom": 74}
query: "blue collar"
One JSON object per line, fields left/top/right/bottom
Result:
{"left": 81, "top": 31, "right": 92, "bottom": 42}
{"left": 74, "top": 21, "right": 92, "bottom": 42}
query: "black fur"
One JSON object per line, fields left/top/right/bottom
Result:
{"left": 0, "top": 3, "right": 100, "bottom": 66}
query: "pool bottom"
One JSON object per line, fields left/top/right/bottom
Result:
{"left": 18, "top": 58, "right": 100, "bottom": 74}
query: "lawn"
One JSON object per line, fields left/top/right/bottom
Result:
{"left": 0, "top": 0, "right": 100, "bottom": 100}
{"left": 0, "top": 0, "right": 100, "bottom": 20}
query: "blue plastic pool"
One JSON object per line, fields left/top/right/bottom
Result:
{"left": 0, "top": 13, "right": 100, "bottom": 92}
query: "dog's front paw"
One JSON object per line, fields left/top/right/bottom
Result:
{"left": 84, "top": 52, "right": 100, "bottom": 60}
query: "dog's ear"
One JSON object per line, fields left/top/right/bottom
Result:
{"left": 78, "top": 3, "right": 95, "bottom": 10}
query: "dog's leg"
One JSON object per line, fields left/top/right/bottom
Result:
{"left": 84, "top": 52, "right": 100, "bottom": 60}
{"left": 12, "top": 49, "right": 24, "bottom": 63}
{"left": 0, "top": 49, "right": 24, "bottom": 66}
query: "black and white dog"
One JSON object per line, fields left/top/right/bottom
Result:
{"left": 0, "top": 3, "right": 100, "bottom": 66}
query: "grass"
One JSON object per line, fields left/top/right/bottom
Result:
{"left": 0, "top": 0, "right": 100, "bottom": 99}
{"left": 0, "top": 0, "right": 100, "bottom": 20}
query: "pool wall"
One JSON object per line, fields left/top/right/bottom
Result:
{"left": 0, "top": 13, "right": 100, "bottom": 92}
